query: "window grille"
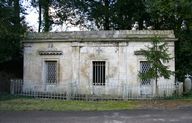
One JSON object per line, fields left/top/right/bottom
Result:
{"left": 93, "top": 61, "right": 105, "bottom": 86}
{"left": 46, "top": 61, "right": 57, "bottom": 84}
{"left": 140, "top": 61, "right": 151, "bottom": 85}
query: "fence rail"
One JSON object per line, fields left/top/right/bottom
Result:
{"left": 10, "top": 79, "right": 183, "bottom": 100}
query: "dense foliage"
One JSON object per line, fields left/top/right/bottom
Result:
{"left": 0, "top": 0, "right": 28, "bottom": 92}
{"left": 0, "top": 0, "right": 27, "bottom": 63}
{"left": 175, "top": 31, "right": 192, "bottom": 80}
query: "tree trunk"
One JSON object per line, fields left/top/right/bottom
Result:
{"left": 38, "top": 0, "right": 42, "bottom": 32}
{"left": 103, "top": 0, "right": 110, "bottom": 30}
{"left": 155, "top": 76, "right": 158, "bottom": 97}
{"left": 155, "top": 41, "right": 158, "bottom": 96}
{"left": 43, "top": 0, "right": 50, "bottom": 32}
{"left": 14, "top": 0, "right": 20, "bottom": 33}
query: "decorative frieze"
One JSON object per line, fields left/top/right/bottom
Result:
{"left": 38, "top": 43, "right": 63, "bottom": 55}
{"left": 39, "top": 51, "right": 63, "bottom": 55}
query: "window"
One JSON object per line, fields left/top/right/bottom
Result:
{"left": 93, "top": 61, "right": 105, "bottom": 86}
{"left": 45, "top": 61, "right": 57, "bottom": 84}
{"left": 140, "top": 61, "right": 151, "bottom": 85}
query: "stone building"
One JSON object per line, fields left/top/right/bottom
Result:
{"left": 23, "top": 30, "right": 177, "bottom": 97}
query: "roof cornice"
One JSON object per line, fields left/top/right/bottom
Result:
{"left": 23, "top": 30, "right": 177, "bottom": 43}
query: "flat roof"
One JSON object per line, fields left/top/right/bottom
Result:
{"left": 23, "top": 30, "right": 177, "bottom": 43}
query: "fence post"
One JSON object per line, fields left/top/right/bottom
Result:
{"left": 66, "top": 83, "right": 72, "bottom": 100}
{"left": 10, "top": 79, "right": 14, "bottom": 94}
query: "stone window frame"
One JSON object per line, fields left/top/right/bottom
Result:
{"left": 90, "top": 60, "right": 109, "bottom": 86}
{"left": 136, "top": 56, "right": 154, "bottom": 95}
{"left": 92, "top": 61, "right": 106, "bottom": 86}
{"left": 139, "top": 61, "right": 151, "bottom": 85}
{"left": 42, "top": 58, "right": 60, "bottom": 85}
{"left": 136, "top": 56, "right": 154, "bottom": 85}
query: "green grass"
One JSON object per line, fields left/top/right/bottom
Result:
{"left": 2, "top": 94, "right": 192, "bottom": 111}
{"left": 0, "top": 95, "right": 138, "bottom": 111}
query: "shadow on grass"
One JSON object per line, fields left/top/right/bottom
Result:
{"left": 159, "top": 91, "right": 192, "bottom": 100}
{"left": 0, "top": 93, "right": 32, "bottom": 101}
{"left": 182, "top": 91, "right": 192, "bottom": 99}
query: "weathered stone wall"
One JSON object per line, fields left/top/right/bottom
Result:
{"left": 23, "top": 30, "right": 176, "bottom": 96}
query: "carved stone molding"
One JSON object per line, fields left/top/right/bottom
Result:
{"left": 38, "top": 43, "right": 63, "bottom": 55}
{"left": 39, "top": 51, "right": 63, "bottom": 55}
{"left": 134, "top": 50, "right": 144, "bottom": 55}
{"left": 96, "top": 47, "right": 103, "bottom": 54}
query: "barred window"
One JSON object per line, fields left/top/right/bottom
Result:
{"left": 93, "top": 61, "right": 105, "bottom": 86}
{"left": 45, "top": 61, "right": 57, "bottom": 84}
{"left": 140, "top": 61, "right": 151, "bottom": 85}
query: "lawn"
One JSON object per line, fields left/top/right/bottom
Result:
{"left": 1, "top": 94, "right": 192, "bottom": 111}
{"left": 0, "top": 95, "right": 138, "bottom": 111}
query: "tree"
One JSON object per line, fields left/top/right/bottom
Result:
{"left": 48, "top": 0, "right": 191, "bottom": 31}
{"left": 56, "top": 0, "right": 147, "bottom": 30}
{"left": 112, "top": 0, "right": 147, "bottom": 30}
{"left": 0, "top": 0, "right": 27, "bottom": 66}
{"left": 0, "top": 0, "right": 28, "bottom": 89}
{"left": 175, "top": 30, "right": 192, "bottom": 80}
{"left": 0, "top": 0, "right": 25, "bottom": 63}
{"left": 143, "top": 0, "right": 192, "bottom": 81}
{"left": 138, "top": 37, "right": 173, "bottom": 95}
{"left": 144, "top": 0, "right": 192, "bottom": 30}
{"left": 0, "top": 0, "right": 28, "bottom": 93}
{"left": 31, "top": 0, "right": 42, "bottom": 32}
{"left": 31, "top": 0, "right": 50, "bottom": 32}
{"left": 31, "top": 0, "right": 58, "bottom": 32}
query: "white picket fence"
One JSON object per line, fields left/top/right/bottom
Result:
{"left": 10, "top": 79, "right": 182, "bottom": 100}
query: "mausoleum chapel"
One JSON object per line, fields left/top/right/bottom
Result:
{"left": 23, "top": 30, "right": 176, "bottom": 97}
